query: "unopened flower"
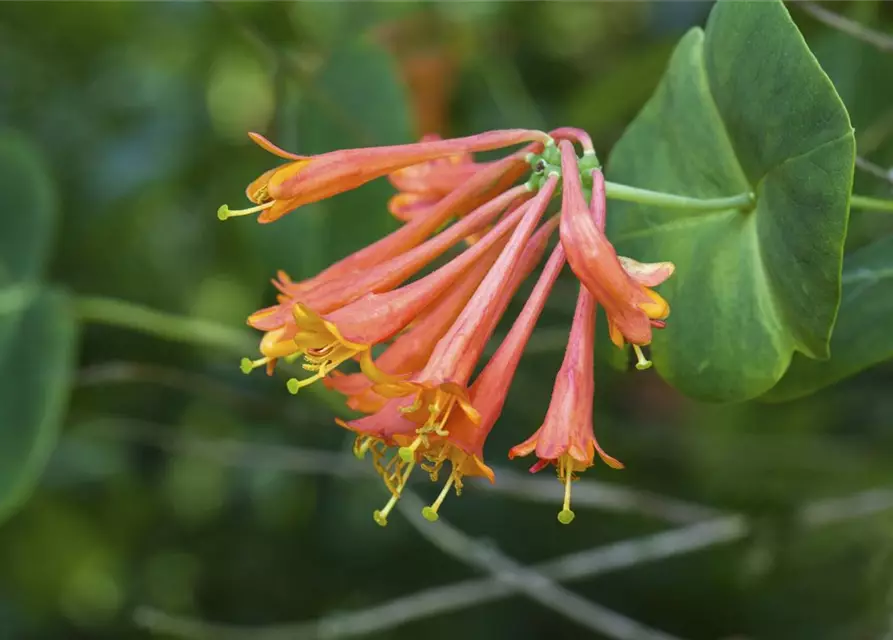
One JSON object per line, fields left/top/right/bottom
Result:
{"left": 218, "top": 129, "right": 550, "bottom": 223}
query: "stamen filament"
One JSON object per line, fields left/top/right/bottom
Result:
{"left": 558, "top": 457, "right": 575, "bottom": 525}
{"left": 422, "top": 470, "right": 457, "bottom": 522}
{"left": 287, "top": 346, "right": 361, "bottom": 393}
{"left": 287, "top": 373, "right": 323, "bottom": 394}
{"left": 373, "top": 461, "right": 416, "bottom": 527}
{"left": 633, "top": 345, "right": 653, "bottom": 371}
{"left": 373, "top": 494, "right": 399, "bottom": 528}
{"left": 240, "top": 356, "right": 269, "bottom": 374}
{"left": 217, "top": 200, "right": 275, "bottom": 220}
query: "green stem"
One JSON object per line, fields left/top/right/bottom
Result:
{"left": 74, "top": 296, "right": 253, "bottom": 353}
{"left": 850, "top": 194, "right": 893, "bottom": 213}
{"left": 604, "top": 181, "right": 755, "bottom": 212}
{"left": 74, "top": 295, "right": 353, "bottom": 417}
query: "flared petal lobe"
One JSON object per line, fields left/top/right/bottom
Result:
{"left": 509, "top": 283, "right": 622, "bottom": 524}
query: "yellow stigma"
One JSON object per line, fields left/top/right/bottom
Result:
{"left": 558, "top": 456, "right": 576, "bottom": 525}
{"left": 373, "top": 494, "right": 399, "bottom": 527}
{"left": 217, "top": 200, "right": 275, "bottom": 221}
{"left": 422, "top": 468, "right": 458, "bottom": 522}
{"left": 398, "top": 434, "right": 426, "bottom": 463}
{"left": 633, "top": 345, "right": 652, "bottom": 371}
{"left": 240, "top": 356, "right": 268, "bottom": 375}
{"left": 372, "top": 461, "right": 416, "bottom": 527}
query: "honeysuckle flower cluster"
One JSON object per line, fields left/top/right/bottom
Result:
{"left": 220, "top": 127, "right": 674, "bottom": 525}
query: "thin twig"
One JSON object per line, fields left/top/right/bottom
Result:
{"left": 134, "top": 486, "right": 893, "bottom": 640}
{"left": 80, "top": 419, "right": 722, "bottom": 523}
{"left": 483, "top": 465, "right": 723, "bottom": 523}
{"left": 77, "top": 361, "right": 262, "bottom": 404}
{"left": 797, "top": 1, "right": 893, "bottom": 54}
{"left": 856, "top": 156, "right": 893, "bottom": 187}
{"left": 397, "top": 491, "right": 686, "bottom": 640}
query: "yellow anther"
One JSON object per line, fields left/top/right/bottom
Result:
{"left": 217, "top": 200, "right": 275, "bottom": 221}
{"left": 633, "top": 345, "right": 653, "bottom": 371}
{"left": 353, "top": 437, "right": 374, "bottom": 460}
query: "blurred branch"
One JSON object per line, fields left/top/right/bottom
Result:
{"left": 796, "top": 1, "right": 893, "bottom": 54}
{"left": 858, "top": 109, "right": 893, "bottom": 156}
{"left": 73, "top": 296, "right": 350, "bottom": 415}
{"left": 483, "top": 465, "right": 723, "bottom": 523}
{"left": 856, "top": 156, "right": 893, "bottom": 187}
{"left": 135, "top": 485, "right": 893, "bottom": 639}
{"left": 74, "top": 295, "right": 253, "bottom": 353}
{"left": 81, "top": 418, "right": 362, "bottom": 479}
{"left": 83, "top": 419, "right": 717, "bottom": 522}
{"left": 396, "top": 491, "right": 685, "bottom": 640}
{"left": 78, "top": 361, "right": 261, "bottom": 403}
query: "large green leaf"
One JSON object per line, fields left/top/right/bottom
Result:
{"left": 763, "top": 236, "right": 893, "bottom": 402}
{"left": 605, "top": 0, "right": 855, "bottom": 402}
{"left": 0, "top": 129, "right": 58, "bottom": 286}
{"left": 0, "top": 130, "right": 71, "bottom": 524}
{"left": 0, "top": 289, "right": 77, "bottom": 524}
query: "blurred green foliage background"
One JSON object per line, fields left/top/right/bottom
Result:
{"left": 1, "top": 2, "right": 893, "bottom": 639}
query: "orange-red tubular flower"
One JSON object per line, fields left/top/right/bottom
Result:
{"left": 219, "top": 129, "right": 551, "bottom": 223}
{"left": 258, "top": 148, "right": 531, "bottom": 301}
{"left": 371, "top": 175, "right": 560, "bottom": 441}
{"left": 557, "top": 140, "right": 674, "bottom": 370}
{"left": 324, "top": 241, "right": 506, "bottom": 414}
{"left": 335, "top": 396, "right": 424, "bottom": 526}
{"left": 243, "top": 183, "right": 531, "bottom": 374}
{"left": 386, "top": 134, "right": 517, "bottom": 223}
{"left": 326, "top": 216, "right": 559, "bottom": 415}
{"left": 408, "top": 240, "right": 567, "bottom": 522}
{"left": 508, "top": 285, "right": 624, "bottom": 525}
{"left": 298, "top": 185, "right": 528, "bottom": 315}
{"left": 244, "top": 150, "right": 533, "bottom": 347}
{"left": 281, "top": 190, "right": 550, "bottom": 393}
{"left": 340, "top": 220, "right": 560, "bottom": 525}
